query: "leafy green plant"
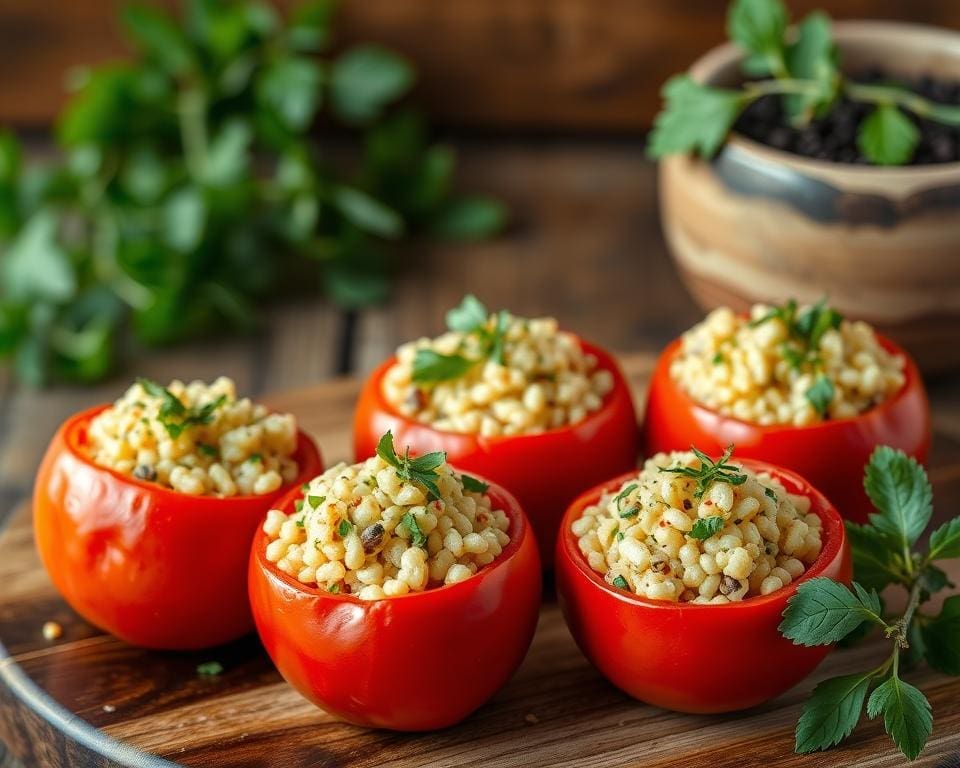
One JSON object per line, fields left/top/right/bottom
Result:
{"left": 648, "top": 0, "right": 960, "bottom": 165}
{"left": 0, "top": 0, "right": 505, "bottom": 386}
{"left": 780, "top": 446, "right": 959, "bottom": 760}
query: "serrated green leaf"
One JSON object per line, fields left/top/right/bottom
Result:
{"left": 727, "top": 0, "right": 788, "bottom": 73}
{"left": 864, "top": 446, "right": 932, "bottom": 550}
{"left": 794, "top": 672, "right": 872, "bottom": 753}
{"left": 928, "top": 516, "right": 960, "bottom": 561}
{"left": 446, "top": 295, "right": 489, "bottom": 333}
{"left": 648, "top": 76, "right": 747, "bottom": 159}
{"left": 858, "top": 104, "right": 919, "bottom": 166}
{"left": 921, "top": 595, "right": 960, "bottom": 675}
{"left": 330, "top": 45, "right": 414, "bottom": 125}
{"left": 866, "top": 675, "right": 932, "bottom": 761}
{"left": 460, "top": 474, "right": 489, "bottom": 494}
{"left": 845, "top": 521, "right": 904, "bottom": 590}
{"left": 784, "top": 12, "right": 838, "bottom": 124}
{"left": 411, "top": 349, "right": 475, "bottom": 384}
{"left": 780, "top": 578, "right": 885, "bottom": 646}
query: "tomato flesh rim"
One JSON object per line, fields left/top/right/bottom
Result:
{"left": 559, "top": 458, "right": 846, "bottom": 612}
{"left": 252, "top": 474, "right": 532, "bottom": 604}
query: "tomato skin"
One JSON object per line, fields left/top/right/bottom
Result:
{"left": 642, "top": 336, "right": 930, "bottom": 523}
{"left": 33, "top": 405, "right": 323, "bottom": 651}
{"left": 353, "top": 340, "right": 639, "bottom": 566}
{"left": 556, "top": 460, "right": 851, "bottom": 714}
{"left": 248, "top": 480, "right": 541, "bottom": 731}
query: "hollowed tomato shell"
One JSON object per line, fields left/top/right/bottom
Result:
{"left": 556, "top": 459, "right": 851, "bottom": 714}
{"left": 248, "top": 478, "right": 541, "bottom": 731}
{"left": 642, "top": 336, "right": 930, "bottom": 523}
{"left": 33, "top": 404, "right": 323, "bottom": 650}
{"left": 353, "top": 340, "right": 639, "bottom": 567}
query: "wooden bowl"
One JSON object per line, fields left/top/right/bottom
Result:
{"left": 659, "top": 21, "right": 960, "bottom": 373}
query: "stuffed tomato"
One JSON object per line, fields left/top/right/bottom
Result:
{"left": 643, "top": 302, "right": 929, "bottom": 522}
{"left": 353, "top": 296, "right": 638, "bottom": 566}
{"left": 557, "top": 448, "right": 850, "bottom": 713}
{"left": 33, "top": 376, "right": 322, "bottom": 650}
{"left": 249, "top": 431, "right": 541, "bottom": 730}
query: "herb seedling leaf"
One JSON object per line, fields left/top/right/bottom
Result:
{"left": 689, "top": 516, "right": 725, "bottom": 540}
{"left": 866, "top": 675, "right": 932, "bottom": 761}
{"left": 794, "top": 671, "right": 873, "bottom": 753}
{"left": 864, "top": 446, "right": 932, "bottom": 550}
{"left": 779, "top": 578, "right": 885, "bottom": 646}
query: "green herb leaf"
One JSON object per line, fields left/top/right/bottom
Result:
{"left": 615, "top": 531, "right": 625, "bottom": 542}
{"left": 330, "top": 44, "right": 414, "bottom": 125}
{"left": 866, "top": 675, "right": 932, "bottom": 761}
{"left": 460, "top": 474, "right": 489, "bottom": 494}
{"left": 711, "top": 351, "right": 725, "bottom": 365}
{"left": 794, "top": 672, "right": 873, "bottom": 753}
{"left": 921, "top": 595, "right": 960, "bottom": 675}
{"left": 805, "top": 376, "right": 834, "bottom": 417}
{"left": 376, "top": 430, "right": 446, "bottom": 502}
{"left": 844, "top": 521, "right": 904, "bottom": 591}
{"left": 864, "top": 446, "right": 932, "bottom": 551}
{"left": 307, "top": 495, "right": 325, "bottom": 508}
{"left": 2, "top": 212, "right": 76, "bottom": 303}
{"left": 689, "top": 516, "right": 725, "bottom": 540}
{"left": 858, "top": 104, "right": 919, "bottom": 166}
{"left": 407, "top": 451, "right": 446, "bottom": 472}
{"left": 338, "top": 519, "right": 353, "bottom": 537}
{"left": 375, "top": 431, "right": 400, "bottom": 468}
{"left": 429, "top": 197, "right": 507, "bottom": 241}
{"left": 331, "top": 186, "right": 403, "bottom": 239}
{"left": 196, "top": 661, "right": 223, "bottom": 677}
{"left": 327, "top": 582, "right": 340, "bottom": 593}
{"left": 727, "top": 0, "right": 788, "bottom": 75}
{"left": 783, "top": 12, "right": 838, "bottom": 123}
{"left": 256, "top": 56, "right": 323, "bottom": 132}
{"left": 647, "top": 75, "right": 748, "bottom": 159}
{"left": 618, "top": 506, "right": 640, "bottom": 520}
{"left": 612, "top": 575, "right": 630, "bottom": 590}
{"left": 928, "top": 516, "right": 960, "bottom": 561}
{"left": 446, "top": 294, "right": 488, "bottom": 333}
{"left": 764, "top": 486, "right": 778, "bottom": 502}
{"left": 659, "top": 444, "right": 747, "bottom": 499}
{"left": 402, "top": 511, "right": 427, "bottom": 548}
{"left": 411, "top": 349, "right": 475, "bottom": 383}
{"left": 613, "top": 483, "right": 638, "bottom": 511}
{"left": 197, "top": 443, "right": 218, "bottom": 458}
{"left": 780, "top": 578, "right": 885, "bottom": 646}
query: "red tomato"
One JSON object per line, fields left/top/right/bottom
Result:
{"left": 556, "top": 460, "right": 851, "bottom": 713}
{"left": 33, "top": 405, "right": 323, "bottom": 650}
{"left": 248, "top": 478, "right": 542, "bottom": 731}
{"left": 353, "top": 340, "right": 639, "bottom": 566}
{"left": 642, "top": 336, "right": 930, "bottom": 523}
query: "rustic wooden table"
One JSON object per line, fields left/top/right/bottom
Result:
{"left": 1, "top": 144, "right": 958, "bottom": 767}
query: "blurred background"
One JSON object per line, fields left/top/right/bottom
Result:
{"left": 1, "top": 3, "right": 960, "bottom": 553}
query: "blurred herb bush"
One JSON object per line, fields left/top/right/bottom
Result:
{"left": 0, "top": 0, "right": 505, "bottom": 385}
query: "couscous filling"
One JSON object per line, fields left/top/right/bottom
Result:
{"left": 381, "top": 295, "right": 614, "bottom": 437}
{"left": 670, "top": 301, "right": 905, "bottom": 426}
{"left": 87, "top": 377, "right": 299, "bottom": 497}
{"left": 572, "top": 448, "right": 823, "bottom": 603}
{"left": 262, "top": 431, "right": 512, "bottom": 599}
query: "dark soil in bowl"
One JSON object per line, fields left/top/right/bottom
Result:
{"left": 734, "top": 70, "right": 960, "bottom": 165}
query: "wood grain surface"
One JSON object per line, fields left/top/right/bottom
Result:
{"left": 1, "top": 1, "right": 959, "bottom": 131}
{"left": 2, "top": 355, "right": 960, "bottom": 768}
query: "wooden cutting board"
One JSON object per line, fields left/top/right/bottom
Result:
{"left": 2, "top": 355, "right": 960, "bottom": 768}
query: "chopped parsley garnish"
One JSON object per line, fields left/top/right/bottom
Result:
{"left": 806, "top": 375, "right": 835, "bottom": 418}
{"left": 248, "top": 453, "right": 263, "bottom": 463}
{"left": 615, "top": 531, "right": 625, "bottom": 541}
{"left": 411, "top": 295, "right": 511, "bottom": 383}
{"left": 461, "top": 474, "right": 490, "bottom": 494}
{"left": 295, "top": 518, "right": 304, "bottom": 528}
{"left": 689, "top": 515, "right": 725, "bottom": 540}
{"left": 751, "top": 298, "right": 843, "bottom": 373}
{"left": 401, "top": 511, "right": 428, "bottom": 548}
{"left": 307, "top": 495, "right": 325, "bottom": 508}
{"left": 136, "top": 378, "right": 228, "bottom": 439}
{"left": 294, "top": 499, "right": 304, "bottom": 514}
{"left": 618, "top": 507, "right": 639, "bottom": 519}
{"left": 376, "top": 430, "right": 445, "bottom": 501}
{"left": 327, "top": 583, "right": 340, "bottom": 594}
{"left": 197, "top": 443, "right": 218, "bottom": 458}
{"left": 613, "top": 483, "right": 638, "bottom": 511}
{"left": 196, "top": 661, "right": 223, "bottom": 677}
{"left": 659, "top": 445, "right": 747, "bottom": 499}
{"left": 712, "top": 351, "right": 725, "bottom": 365}
{"left": 612, "top": 575, "right": 630, "bottom": 590}
{"left": 338, "top": 519, "right": 353, "bottom": 537}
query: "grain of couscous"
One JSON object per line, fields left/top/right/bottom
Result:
{"left": 670, "top": 301, "right": 905, "bottom": 426}
{"left": 382, "top": 295, "right": 614, "bottom": 437}
{"left": 87, "top": 377, "right": 299, "bottom": 497}
{"left": 262, "top": 431, "right": 512, "bottom": 599}
{"left": 572, "top": 448, "right": 823, "bottom": 603}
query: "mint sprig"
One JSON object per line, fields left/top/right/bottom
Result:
{"left": 411, "top": 295, "right": 511, "bottom": 383}
{"left": 649, "top": 0, "right": 960, "bottom": 166}
{"left": 659, "top": 445, "right": 747, "bottom": 499}
{"left": 375, "top": 430, "right": 445, "bottom": 501}
{"left": 779, "top": 446, "right": 958, "bottom": 761}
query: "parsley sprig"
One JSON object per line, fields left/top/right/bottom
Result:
{"left": 375, "top": 430, "right": 446, "bottom": 502}
{"left": 411, "top": 295, "right": 510, "bottom": 383}
{"left": 779, "top": 446, "right": 960, "bottom": 760}
{"left": 649, "top": 0, "right": 960, "bottom": 166}
{"left": 659, "top": 445, "right": 747, "bottom": 499}
{"left": 137, "top": 377, "right": 227, "bottom": 438}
